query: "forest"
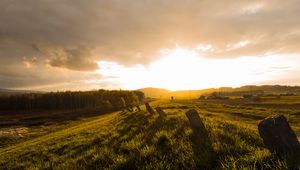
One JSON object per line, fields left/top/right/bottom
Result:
{"left": 0, "top": 90, "right": 144, "bottom": 112}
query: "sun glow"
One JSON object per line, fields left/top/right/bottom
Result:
{"left": 97, "top": 47, "right": 297, "bottom": 91}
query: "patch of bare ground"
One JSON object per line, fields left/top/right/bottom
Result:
{"left": 0, "top": 127, "right": 28, "bottom": 138}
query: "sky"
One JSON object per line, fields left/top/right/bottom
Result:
{"left": 0, "top": 0, "right": 300, "bottom": 91}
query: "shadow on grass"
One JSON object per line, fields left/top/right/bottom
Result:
{"left": 186, "top": 117, "right": 216, "bottom": 169}
{"left": 3, "top": 108, "right": 299, "bottom": 169}
{"left": 108, "top": 110, "right": 217, "bottom": 169}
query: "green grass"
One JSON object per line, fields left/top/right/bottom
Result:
{"left": 260, "top": 96, "right": 300, "bottom": 104}
{"left": 1, "top": 100, "right": 300, "bottom": 169}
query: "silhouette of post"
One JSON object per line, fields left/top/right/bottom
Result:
{"left": 145, "top": 102, "right": 155, "bottom": 115}
{"left": 155, "top": 107, "right": 166, "bottom": 118}
{"left": 258, "top": 114, "right": 300, "bottom": 157}
{"left": 136, "top": 105, "right": 141, "bottom": 111}
{"left": 185, "top": 109, "right": 209, "bottom": 139}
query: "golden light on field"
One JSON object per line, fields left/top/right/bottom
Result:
{"left": 97, "top": 47, "right": 298, "bottom": 91}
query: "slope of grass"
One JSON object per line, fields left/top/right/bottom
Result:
{"left": 1, "top": 100, "right": 299, "bottom": 169}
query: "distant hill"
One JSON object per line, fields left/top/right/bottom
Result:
{"left": 2, "top": 85, "right": 300, "bottom": 98}
{"left": 233, "top": 85, "right": 300, "bottom": 94}
{"left": 138, "top": 85, "right": 300, "bottom": 99}
{"left": 0, "top": 89, "right": 43, "bottom": 96}
{"left": 137, "top": 88, "right": 171, "bottom": 98}
{"left": 138, "top": 87, "right": 215, "bottom": 99}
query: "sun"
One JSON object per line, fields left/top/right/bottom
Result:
{"left": 146, "top": 47, "right": 263, "bottom": 91}
{"left": 148, "top": 48, "right": 205, "bottom": 90}
{"left": 97, "top": 47, "right": 295, "bottom": 91}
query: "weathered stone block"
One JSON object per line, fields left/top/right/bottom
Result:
{"left": 258, "top": 114, "right": 300, "bottom": 156}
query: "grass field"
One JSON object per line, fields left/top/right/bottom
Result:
{"left": 1, "top": 97, "right": 300, "bottom": 169}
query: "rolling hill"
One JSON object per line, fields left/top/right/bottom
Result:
{"left": 138, "top": 85, "right": 300, "bottom": 99}
{"left": 0, "top": 89, "right": 43, "bottom": 96}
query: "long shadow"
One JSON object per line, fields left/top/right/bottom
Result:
{"left": 139, "top": 116, "right": 186, "bottom": 147}
{"left": 109, "top": 110, "right": 152, "bottom": 154}
{"left": 108, "top": 112, "right": 187, "bottom": 169}
{"left": 189, "top": 133, "right": 216, "bottom": 169}
{"left": 185, "top": 112, "right": 216, "bottom": 169}
{"left": 108, "top": 109, "right": 218, "bottom": 168}
{"left": 110, "top": 109, "right": 218, "bottom": 168}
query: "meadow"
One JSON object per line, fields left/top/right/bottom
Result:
{"left": 1, "top": 96, "right": 300, "bottom": 169}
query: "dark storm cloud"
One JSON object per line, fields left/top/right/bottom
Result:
{"left": 48, "top": 47, "right": 99, "bottom": 71}
{"left": 0, "top": 0, "right": 300, "bottom": 89}
{"left": 0, "top": 63, "right": 104, "bottom": 90}
{"left": 31, "top": 44, "right": 42, "bottom": 54}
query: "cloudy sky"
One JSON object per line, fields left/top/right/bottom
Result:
{"left": 1, "top": 0, "right": 300, "bottom": 91}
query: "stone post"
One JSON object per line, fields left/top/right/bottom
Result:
{"left": 258, "top": 114, "right": 300, "bottom": 156}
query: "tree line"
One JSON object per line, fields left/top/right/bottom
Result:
{"left": 0, "top": 90, "right": 144, "bottom": 112}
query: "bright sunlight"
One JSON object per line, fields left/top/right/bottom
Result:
{"left": 97, "top": 47, "right": 297, "bottom": 91}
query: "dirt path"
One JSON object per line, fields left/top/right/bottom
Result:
{"left": 0, "top": 127, "right": 28, "bottom": 138}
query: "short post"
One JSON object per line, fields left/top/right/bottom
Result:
{"left": 145, "top": 102, "right": 155, "bottom": 115}
{"left": 136, "top": 105, "right": 141, "bottom": 111}
{"left": 155, "top": 107, "right": 166, "bottom": 118}
{"left": 185, "top": 109, "right": 208, "bottom": 139}
{"left": 258, "top": 114, "right": 300, "bottom": 157}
